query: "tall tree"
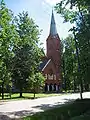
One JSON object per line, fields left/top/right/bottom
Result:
{"left": 55, "top": 0, "right": 90, "bottom": 99}
{"left": 11, "top": 12, "right": 44, "bottom": 97}
{"left": 62, "top": 34, "right": 79, "bottom": 92}
{"left": 0, "top": 0, "right": 19, "bottom": 99}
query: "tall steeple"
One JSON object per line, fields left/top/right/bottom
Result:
{"left": 39, "top": 9, "right": 62, "bottom": 93}
{"left": 50, "top": 10, "right": 57, "bottom": 35}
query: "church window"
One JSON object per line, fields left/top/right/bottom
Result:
{"left": 54, "top": 75, "right": 56, "bottom": 80}
{"left": 48, "top": 74, "right": 53, "bottom": 80}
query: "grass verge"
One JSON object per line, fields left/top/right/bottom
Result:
{"left": 22, "top": 99, "right": 90, "bottom": 120}
{"left": 0, "top": 93, "right": 63, "bottom": 101}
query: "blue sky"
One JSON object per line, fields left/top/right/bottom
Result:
{"left": 3, "top": 0, "right": 72, "bottom": 51}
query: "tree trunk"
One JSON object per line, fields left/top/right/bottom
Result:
{"left": 73, "top": 77, "right": 76, "bottom": 93}
{"left": 80, "top": 83, "right": 83, "bottom": 99}
{"left": 33, "top": 86, "right": 36, "bottom": 99}
{"left": 34, "top": 92, "right": 35, "bottom": 99}
{"left": 20, "top": 87, "right": 23, "bottom": 98}
{"left": 63, "top": 56, "right": 66, "bottom": 91}
{"left": 20, "top": 92, "right": 22, "bottom": 98}
{"left": 73, "top": 28, "right": 83, "bottom": 99}
{"left": 73, "top": 80, "right": 75, "bottom": 93}
{"left": 80, "top": 91, "right": 82, "bottom": 100}
{"left": 2, "top": 82, "right": 4, "bottom": 100}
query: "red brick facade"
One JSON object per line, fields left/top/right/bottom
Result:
{"left": 40, "top": 11, "right": 62, "bottom": 92}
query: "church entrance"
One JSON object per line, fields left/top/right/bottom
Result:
{"left": 44, "top": 83, "right": 60, "bottom": 92}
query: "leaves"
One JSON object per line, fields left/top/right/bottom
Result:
{"left": 11, "top": 12, "right": 44, "bottom": 95}
{"left": 0, "top": 0, "right": 19, "bottom": 99}
{"left": 55, "top": 0, "right": 90, "bottom": 92}
{"left": 0, "top": 1, "right": 44, "bottom": 98}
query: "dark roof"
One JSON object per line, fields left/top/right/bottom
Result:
{"left": 39, "top": 59, "right": 48, "bottom": 71}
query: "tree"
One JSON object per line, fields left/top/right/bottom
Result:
{"left": 29, "top": 72, "right": 45, "bottom": 98}
{"left": 11, "top": 12, "right": 44, "bottom": 97}
{"left": 55, "top": 0, "right": 90, "bottom": 99}
{"left": 62, "top": 35, "right": 77, "bottom": 91}
{"left": 0, "top": 0, "right": 19, "bottom": 99}
{"left": 64, "top": 34, "right": 80, "bottom": 92}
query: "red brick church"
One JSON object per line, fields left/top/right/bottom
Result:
{"left": 39, "top": 11, "right": 62, "bottom": 92}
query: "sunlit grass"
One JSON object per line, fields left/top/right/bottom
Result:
{"left": 0, "top": 93, "right": 63, "bottom": 101}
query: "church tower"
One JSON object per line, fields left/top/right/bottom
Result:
{"left": 40, "top": 11, "right": 62, "bottom": 92}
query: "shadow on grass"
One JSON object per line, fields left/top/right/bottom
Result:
{"left": 0, "top": 110, "right": 40, "bottom": 120}
{"left": 23, "top": 99, "right": 90, "bottom": 120}
{"left": 31, "top": 98, "right": 75, "bottom": 111}
{"left": 0, "top": 110, "right": 35, "bottom": 120}
{"left": 0, "top": 114, "right": 15, "bottom": 120}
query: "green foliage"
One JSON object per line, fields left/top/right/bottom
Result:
{"left": 55, "top": 0, "right": 90, "bottom": 93}
{"left": 15, "top": 11, "right": 40, "bottom": 46}
{"left": 0, "top": 1, "right": 44, "bottom": 98}
{"left": 29, "top": 72, "right": 45, "bottom": 90}
{"left": 0, "top": 0, "right": 19, "bottom": 99}
{"left": 62, "top": 35, "right": 78, "bottom": 90}
{"left": 28, "top": 72, "right": 45, "bottom": 98}
{"left": 11, "top": 12, "right": 44, "bottom": 97}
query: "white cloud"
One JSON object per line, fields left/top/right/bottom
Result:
{"left": 44, "top": 0, "right": 61, "bottom": 6}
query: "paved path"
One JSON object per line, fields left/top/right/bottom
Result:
{"left": 0, "top": 92, "right": 90, "bottom": 120}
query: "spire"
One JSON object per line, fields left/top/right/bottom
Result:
{"left": 50, "top": 10, "right": 57, "bottom": 35}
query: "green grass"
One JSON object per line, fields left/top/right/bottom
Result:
{"left": 0, "top": 93, "right": 63, "bottom": 101}
{"left": 22, "top": 99, "right": 90, "bottom": 120}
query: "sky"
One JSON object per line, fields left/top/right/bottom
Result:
{"left": 3, "top": 0, "right": 72, "bottom": 51}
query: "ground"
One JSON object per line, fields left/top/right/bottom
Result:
{"left": 0, "top": 92, "right": 90, "bottom": 120}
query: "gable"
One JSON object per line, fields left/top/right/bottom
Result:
{"left": 42, "top": 59, "right": 56, "bottom": 74}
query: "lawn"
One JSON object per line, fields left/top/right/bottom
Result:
{"left": 0, "top": 93, "right": 63, "bottom": 101}
{"left": 22, "top": 99, "right": 90, "bottom": 120}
